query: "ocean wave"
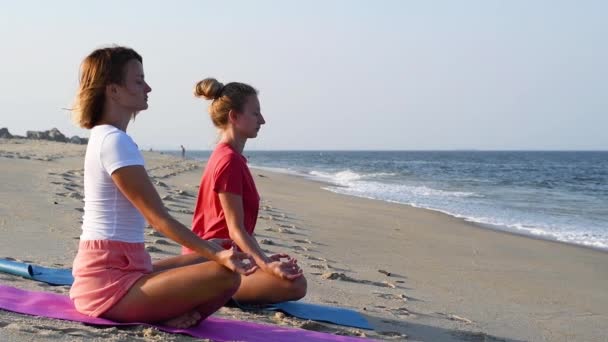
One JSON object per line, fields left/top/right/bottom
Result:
{"left": 309, "top": 169, "right": 397, "bottom": 183}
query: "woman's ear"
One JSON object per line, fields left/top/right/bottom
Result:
{"left": 228, "top": 109, "right": 239, "bottom": 124}
{"left": 105, "top": 84, "right": 118, "bottom": 101}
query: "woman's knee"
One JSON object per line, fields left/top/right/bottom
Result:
{"left": 213, "top": 263, "right": 241, "bottom": 292}
{"left": 289, "top": 275, "right": 307, "bottom": 300}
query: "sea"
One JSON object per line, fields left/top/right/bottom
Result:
{"left": 169, "top": 150, "right": 608, "bottom": 251}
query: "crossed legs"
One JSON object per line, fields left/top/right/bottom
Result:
{"left": 102, "top": 255, "right": 238, "bottom": 328}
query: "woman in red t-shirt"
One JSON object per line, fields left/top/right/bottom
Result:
{"left": 185, "top": 78, "right": 307, "bottom": 304}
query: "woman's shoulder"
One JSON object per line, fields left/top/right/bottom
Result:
{"left": 209, "top": 144, "right": 245, "bottom": 169}
{"left": 90, "top": 125, "right": 132, "bottom": 142}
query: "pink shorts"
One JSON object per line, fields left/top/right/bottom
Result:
{"left": 70, "top": 240, "right": 152, "bottom": 317}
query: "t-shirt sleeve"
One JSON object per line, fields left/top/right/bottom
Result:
{"left": 100, "top": 131, "right": 145, "bottom": 175}
{"left": 213, "top": 155, "right": 244, "bottom": 195}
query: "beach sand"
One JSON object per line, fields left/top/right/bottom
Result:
{"left": 1, "top": 138, "right": 607, "bottom": 341}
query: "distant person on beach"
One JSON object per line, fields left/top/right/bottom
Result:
{"left": 69, "top": 47, "right": 256, "bottom": 328}
{"left": 181, "top": 144, "right": 186, "bottom": 158}
{"left": 184, "top": 78, "right": 307, "bottom": 304}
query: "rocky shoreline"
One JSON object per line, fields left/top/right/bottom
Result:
{"left": 0, "top": 127, "right": 87, "bottom": 144}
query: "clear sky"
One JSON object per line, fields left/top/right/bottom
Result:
{"left": 1, "top": 1, "right": 606, "bottom": 150}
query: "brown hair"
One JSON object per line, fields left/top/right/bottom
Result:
{"left": 72, "top": 46, "right": 143, "bottom": 129}
{"left": 194, "top": 78, "right": 258, "bottom": 129}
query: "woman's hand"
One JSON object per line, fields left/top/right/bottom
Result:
{"left": 215, "top": 246, "right": 258, "bottom": 276}
{"left": 263, "top": 254, "right": 303, "bottom": 280}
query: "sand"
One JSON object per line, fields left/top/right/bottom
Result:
{"left": 1, "top": 138, "right": 607, "bottom": 341}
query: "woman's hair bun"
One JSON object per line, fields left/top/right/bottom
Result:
{"left": 194, "top": 78, "right": 224, "bottom": 100}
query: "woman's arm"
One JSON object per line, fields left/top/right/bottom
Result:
{"left": 218, "top": 192, "right": 271, "bottom": 265}
{"left": 219, "top": 192, "right": 302, "bottom": 280}
{"left": 111, "top": 165, "right": 256, "bottom": 274}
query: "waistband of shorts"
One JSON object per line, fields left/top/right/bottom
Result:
{"left": 78, "top": 239, "right": 146, "bottom": 252}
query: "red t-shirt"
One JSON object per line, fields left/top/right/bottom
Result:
{"left": 183, "top": 143, "right": 260, "bottom": 254}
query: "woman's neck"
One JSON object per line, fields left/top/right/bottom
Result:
{"left": 219, "top": 130, "right": 247, "bottom": 154}
{"left": 97, "top": 113, "right": 132, "bottom": 132}
{"left": 97, "top": 101, "right": 133, "bottom": 131}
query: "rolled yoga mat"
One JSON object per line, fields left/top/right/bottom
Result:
{"left": 0, "top": 258, "right": 74, "bottom": 286}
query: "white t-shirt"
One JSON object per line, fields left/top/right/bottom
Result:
{"left": 80, "top": 125, "right": 146, "bottom": 243}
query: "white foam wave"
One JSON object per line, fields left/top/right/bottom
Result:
{"left": 309, "top": 169, "right": 397, "bottom": 184}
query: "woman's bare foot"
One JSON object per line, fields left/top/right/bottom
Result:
{"left": 161, "top": 310, "right": 202, "bottom": 328}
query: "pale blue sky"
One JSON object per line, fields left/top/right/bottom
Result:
{"left": 1, "top": 1, "right": 606, "bottom": 150}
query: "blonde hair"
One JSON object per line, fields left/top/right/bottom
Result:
{"left": 72, "top": 46, "right": 142, "bottom": 129}
{"left": 194, "top": 78, "right": 258, "bottom": 129}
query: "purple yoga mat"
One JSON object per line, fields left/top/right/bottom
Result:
{"left": 0, "top": 285, "right": 366, "bottom": 341}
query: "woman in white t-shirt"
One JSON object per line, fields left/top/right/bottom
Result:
{"left": 69, "top": 46, "right": 257, "bottom": 329}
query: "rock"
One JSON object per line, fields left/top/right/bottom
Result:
{"left": 27, "top": 130, "right": 50, "bottom": 140}
{"left": 0, "top": 127, "right": 13, "bottom": 139}
{"left": 23, "top": 128, "right": 86, "bottom": 144}
{"left": 69, "top": 135, "right": 88, "bottom": 144}
{"left": 47, "top": 128, "right": 67, "bottom": 142}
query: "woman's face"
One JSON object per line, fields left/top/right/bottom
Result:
{"left": 114, "top": 59, "right": 152, "bottom": 112}
{"left": 234, "top": 95, "right": 265, "bottom": 138}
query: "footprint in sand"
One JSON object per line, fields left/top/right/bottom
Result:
{"left": 309, "top": 263, "right": 331, "bottom": 270}
{"left": 321, "top": 272, "right": 398, "bottom": 289}
{"left": 378, "top": 269, "right": 392, "bottom": 276}
{"left": 145, "top": 245, "right": 164, "bottom": 253}
{"left": 294, "top": 239, "right": 312, "bottom": 244}
{"left": 175, "top": 189, "right": 194, "bottom": 197}
{"left": 382, "top": 281, "right": 397, "bottom": 289}
{"left": 304, "top": 255, "right": 327, "bottom": 262}
{"left": 147, "top": 229, "right": 164, "bottom": 237}
{"left": 68, "top": 192, "right": 83, "bottom": 199}
{"left": 438, "top": 313, "right": 473, "bottom": 324}
{"left": 153, "top": 180, "right": 168, "bottom": 187}
{"left": 378, "top": 331, "right": 408, "bottom": 340}
{"left": 154, "top": 239, "right": 173, "bottom": 246}
{"left": 374, "top": 292, "right": 408, "bottom": 302}
{"left": 291, "top": 245, "right": 309, "bottom": 252}
{"left": 389, "top": 307, "right": 411, "bottom": 318}
{"left": 259, "top": 238, "right": 274, "bottom": 245}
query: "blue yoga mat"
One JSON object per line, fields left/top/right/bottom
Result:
{"left": 270, "top": 301, "right": 372, "bottom": 330}
{"left": 0, "top": 259, "right": 74, "bottom": 286}
{"left": 0, "top": 259, "right": 371, "bottom": 329}
{"left": 231, "top": 299, "right": 372, "bottom": 330}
